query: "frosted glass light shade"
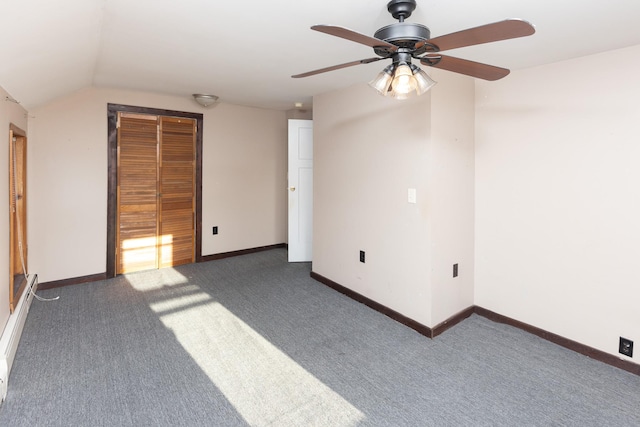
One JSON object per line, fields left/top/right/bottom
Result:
{"left": 413, "top": 68, "right": 437, "bottom": 95}
{"left": 192, "top": 94, "right": 219, "bottom": 107}
{"left": 369, "top": 66, "right": 394, "bottom": 95}
{"left": 390, "top": 63, "right": 416, "bottom": 96}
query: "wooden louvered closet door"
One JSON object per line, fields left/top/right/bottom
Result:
{"left": 158, "top": 116, "right": 196, "bottom": 269}
{"left": 117, "top": 113, "right": 196, "bottom": 274}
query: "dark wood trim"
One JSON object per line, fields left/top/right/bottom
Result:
{"left": 106, "top": 109, "right": 118, "bottom": 278}
{"left": 106, "top": 103, "right": 204, "bottom": 277}
{"left": 473, "top": 306, "right": 640, "bottom": 376}
{"left": 38, "top": 273, "right": 107, "bottom": 291}
{"left": 307, "top": 272, "right": 640, "bottom": 376}
{"left": 193, "top": 116, "right": 204, "bottom": 264}
{"left": 310, "top": 271, "right": 434, "bottom": 338}
{"left": 43, "top": 244, "right": 286, "bottom": 289}
{"left": 432, "top": 306, "right": 475, "bottom": 338}
{"left": 200, "top": 243, "right": 287, "bottom": 262}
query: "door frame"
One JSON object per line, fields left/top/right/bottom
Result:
{"left": 106, "top": 103, "right": 204, "bottom": 278}
{"left": 9, "top": 123, "right": 27, "bottom": 312}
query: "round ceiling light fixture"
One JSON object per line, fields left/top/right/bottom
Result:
{"left": 192, "top": 94, "right": 219, "bottom": 107}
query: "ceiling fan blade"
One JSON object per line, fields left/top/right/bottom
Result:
{"left": 421, "top": 54, "right": 510, "bottom": 81}
{"left": 292, "top": 57, "right": 385, "bottom": 78}
{"left": 427, "top": 19, "right": 535, "bottom": 52}
{"left": 311, "top": 25, "right": 398, "bottom": 51}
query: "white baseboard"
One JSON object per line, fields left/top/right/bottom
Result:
{"left": 0, "top": 274, "right": 37, "bottom": 402}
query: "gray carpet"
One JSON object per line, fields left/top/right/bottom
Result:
{"left": 1, "top": 248, "right": 638, "bottom": 426}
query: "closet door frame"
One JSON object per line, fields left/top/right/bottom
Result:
{"left": 107, "top": 103, "right": 203, "bottom": 278}
{"left": 9, "top": 123, "right": 28, "bottom": 312}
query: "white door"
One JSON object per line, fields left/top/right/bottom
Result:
{"left": 288, "top": 119, "right": 313, "bottom": 262}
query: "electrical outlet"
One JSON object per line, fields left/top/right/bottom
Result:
{"left": 619, "top": 337, "right": 633, "bottom": 358}
{"left": 212, "top": 226, "right": 218, "bottom": 235}
{"left": 453, "top": 263, "right": 458, "bottom": 278}
{"left": 359, "top": 250, "right": 365, "bottom": 263}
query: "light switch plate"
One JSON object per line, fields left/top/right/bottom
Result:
{"left": 408, "top": 188, "right": 417, "bottom": 204}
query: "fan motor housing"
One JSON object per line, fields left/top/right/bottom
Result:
{"left": 373, "top": 22, "right": 431, "bottom": 55}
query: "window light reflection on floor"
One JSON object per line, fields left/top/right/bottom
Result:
{"left": 125, "top": 269, "right": 364, "bottom": 426}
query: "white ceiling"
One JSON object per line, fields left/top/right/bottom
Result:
{"left": 2, "top": 0, "right": 640, "bottom": 110}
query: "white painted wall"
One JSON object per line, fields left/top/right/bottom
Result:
{"left": 27, "top": 87, "right": 287, "bottom": 283}
{"left": 200, "top": 102, "right": 287, "bottom": 255}
{"left": 4, "top": 41, "right": 638, "bottom": 367}
{"left": 475, "top": 44, "right": 640, "bottom": 362}
{"left": 313, "top": 74, "right": 475, "bottom": 328}
{"left": 313, "top": 84, "right": 433, "bottom": 325}
{"left": 429, "top": 71, "right": 475, "bottom": 325}
{"left": 0, "top": 86, "right": 29, "bottom": 332}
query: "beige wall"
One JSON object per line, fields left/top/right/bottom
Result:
{"left": 0, "top": 86, "right": 29, "bottom": 330}
{"left": 429, "top": 71, "right": 475, "bottom": 325}
{"left": 4, "top": 43, "right": 639, "bottom": 367}
{"left": 200, "top": 101, "right": 287, "bottom": 254}
{"left": 313, "top": 72, "right": 475, "bottom": 328}
{"left": 27, "top": 87, "right": 287, "bottom": 283}
{"left": 286, "top": 108, "right": 313, "bottom": 120}
{"left": 475, "top": 44, "right": 640, "bottom": 362}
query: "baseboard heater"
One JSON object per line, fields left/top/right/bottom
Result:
{"left": 0, "top": 274, "right": 38, "bottom": 403}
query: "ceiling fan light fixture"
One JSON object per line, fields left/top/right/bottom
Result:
{"left": 390, "top": 63, "right": 416, "bottom": 96}
{"left": 412, "top": 65, "right": 437, "bottom": 95}
{"left": 373, "top": 63, "right": 436, "bottom": 100}
{"left": 192, "top": 94, "right": 219, "bottom": 107}
{"left": 369, "top": 65, "right": 395, "bottom": 96}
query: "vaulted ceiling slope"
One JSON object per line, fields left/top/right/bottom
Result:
{"left": 2, "top": 0, "right": 640, "bottom": 110}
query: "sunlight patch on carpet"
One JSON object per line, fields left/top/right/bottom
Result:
{"left": 125, "top": 268, "right": 189, "bottom": 291}
{"left": 129, "top": 270, "right": 365, "bottom": 426}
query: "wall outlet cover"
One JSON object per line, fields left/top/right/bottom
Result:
{"left": 619, "top": 337, "right": 634, "bottom": 358}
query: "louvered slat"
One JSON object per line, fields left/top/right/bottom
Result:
{"left": 117, "top": 114, "right": 159, "bottom": 274}
{"left": 159, "top": 116, "right": 196, "bottom": 268}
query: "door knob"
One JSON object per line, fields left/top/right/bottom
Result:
{"left": 289, "top": 187, "right": 296, "bottom": 192}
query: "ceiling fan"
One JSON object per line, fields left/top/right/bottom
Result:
{"left": 292, "top": 0, "right": 535, "bottom": 99}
